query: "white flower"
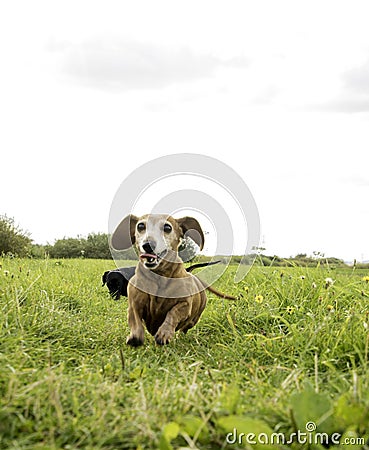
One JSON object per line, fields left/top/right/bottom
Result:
{"left": 324, "top": 277, "right": 334, "bottom": 288}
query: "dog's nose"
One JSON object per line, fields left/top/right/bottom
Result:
{"left": 142, "top": 241, "right": 156, "bottom": 254}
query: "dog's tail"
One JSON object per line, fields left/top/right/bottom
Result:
{"left": 186, "top": 260, "right": 221, "bottom": 272}
{"left": 188, "top": 260, "right": 237, "bottom": 300}
{"left": 205, "top": 285, "right": 237, "bottom": 300}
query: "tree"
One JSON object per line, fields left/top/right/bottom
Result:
{"left": 48, "top": 237, "right": 84, "bottom": 258}
{"left": 84, "top": 233, "right": 111, "bottom": 259}
{"left": 0, "top": 215, "right": 32, "bottom": 256}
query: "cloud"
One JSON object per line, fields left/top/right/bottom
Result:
{"left": 341, "top": 175, "right": 369, "bottom": 188}
{"left": 53, "top": 38, "right": 250, "bottom": 91}
{"left": 252, "top": 85, "right": 280, "bottom": 105}
{"left": 311, "top": 98, "right": 369, "bottom": 113}
{"left": 308, "top": 57, "right": 369, "bottom": 113}
{"left": 344, "top": 58, "right": 369, "bottom": 94}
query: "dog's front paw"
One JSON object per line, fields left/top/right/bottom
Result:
{"left": 155, "top": 326, "right": 174, "bottom": 345}
{"left": 126, "top": 334, "right": 144, "bottom": 347}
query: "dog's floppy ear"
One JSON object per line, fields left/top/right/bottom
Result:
{"left": 177, "top": 216, "right": 204, "bottom": 250}
{"left": 102, "top": 270, "right": 110, "bottom": 286}
{"left": 111, "top": 214, "right": 138, "bottom": 250}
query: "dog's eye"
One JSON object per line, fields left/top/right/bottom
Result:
{"left": 163, "top": 223, "right": 172, "bottom": 233}
{"left": 137, "top": 222, "right": 146, "bottom": 232}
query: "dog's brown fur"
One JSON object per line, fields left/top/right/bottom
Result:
{"left": 111, "top": 214, "right": 234, "bottom": 346}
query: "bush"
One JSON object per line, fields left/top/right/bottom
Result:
{"left": 0, "top": 215, "right": 32, "bottom": 256}
{"left": 84, "top": 233, "right": 111, "bottom": 259}
{"left": 46, "top": 233, "right": 135, "bottom": 259}
{"left": 48, "top": 237, "right": 84, "bottom": 259}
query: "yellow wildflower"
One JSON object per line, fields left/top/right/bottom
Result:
{"left": 255, "top": 295, "right": 264, "bottom": 304}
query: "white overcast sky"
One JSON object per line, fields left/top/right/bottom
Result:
{"left": 1, "top": 1, "right": 369, "bottom": 261}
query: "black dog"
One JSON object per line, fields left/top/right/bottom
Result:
{"left": 102, "top": 261, "right": 220, "bottom": 300}
{"left": 102, "top": 267, "right": 136, "bottom": 300}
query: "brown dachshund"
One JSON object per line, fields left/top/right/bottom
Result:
{"left": 111, "top": 214, "right": 234, "bottom": 346}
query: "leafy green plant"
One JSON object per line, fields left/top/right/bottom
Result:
{"left": 0, "top": 215, "right": 32, "bottom": 256}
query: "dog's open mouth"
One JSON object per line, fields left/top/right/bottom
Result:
{"left": 140, "top": 253, "right": 158, "bottom": 267}
{"left": 140, "top": 250, "right": 167, "bottom": 268}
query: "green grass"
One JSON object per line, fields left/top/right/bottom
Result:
{"left": 1, "top": 257, "right": 369, "bottom": 449}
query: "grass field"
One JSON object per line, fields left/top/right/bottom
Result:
{"left": 1, "top": 257, "right": 369, "bottom": 449}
